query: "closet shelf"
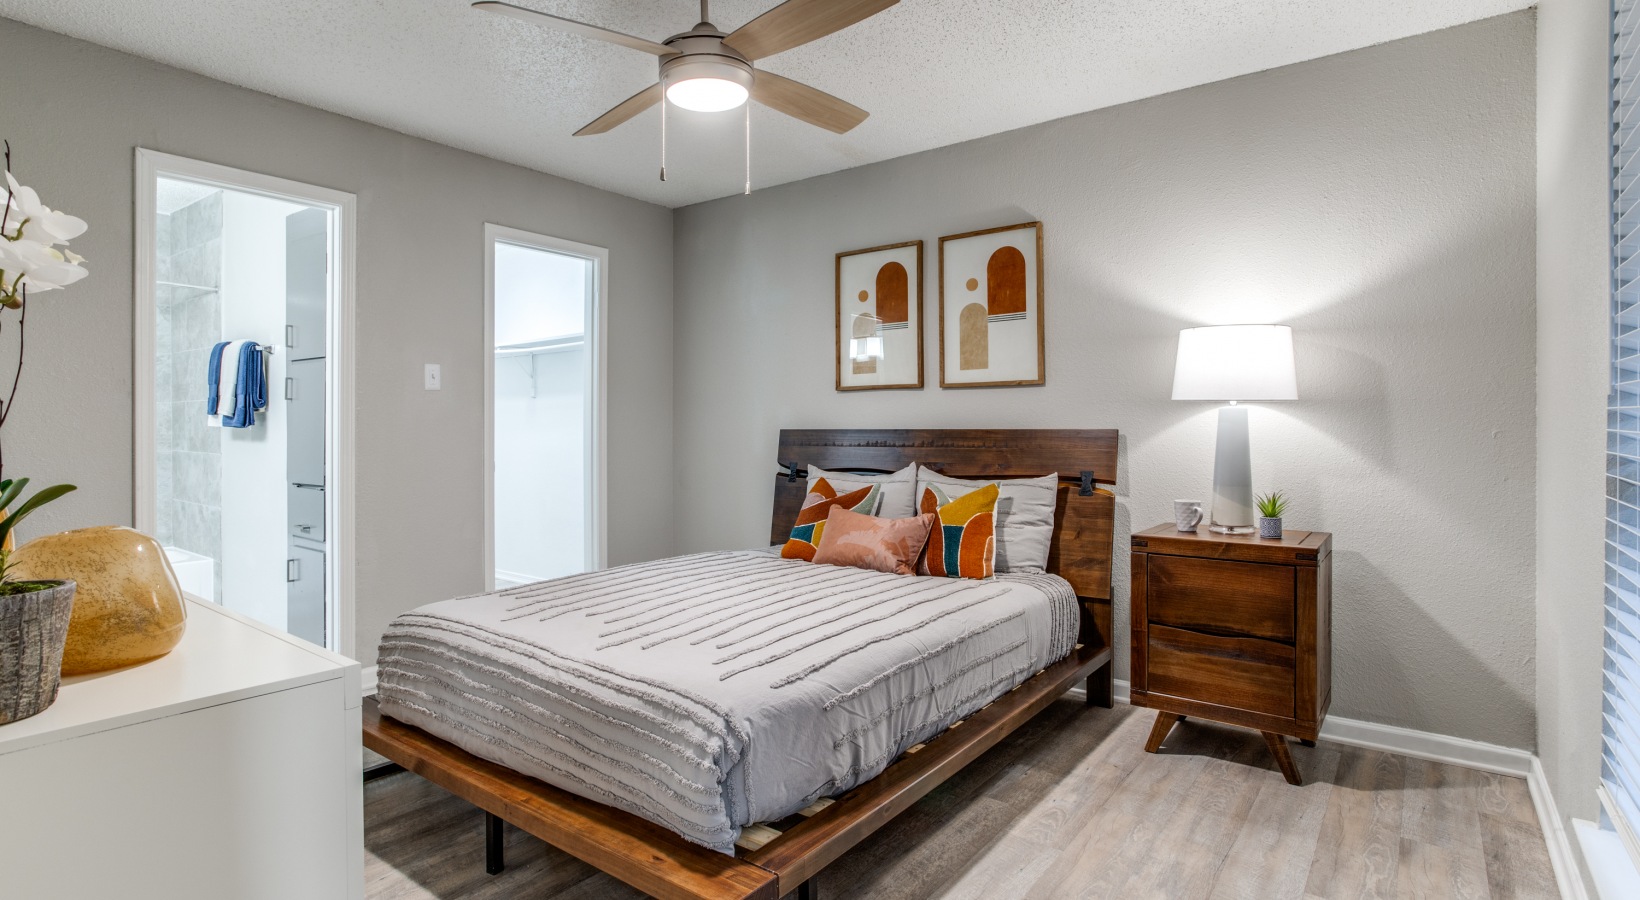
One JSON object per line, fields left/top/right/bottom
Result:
{"left": 494, "top": 335, "right": 585, "bottom": 357}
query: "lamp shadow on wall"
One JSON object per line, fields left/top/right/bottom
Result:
{"left": 1329, "top": 549, "right": 1534, "bottom": 749}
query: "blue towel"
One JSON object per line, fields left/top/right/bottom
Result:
{"left": 205, "top": 341, "right": 227, "bottom": 415}
{"left": 224, "top": 342, "right": 267, "bottom": 428}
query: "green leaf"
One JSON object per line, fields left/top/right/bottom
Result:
{"left": 0, "top": 477, "right": 25, "bottom": 512}
{"left": 0, "top": 483, "right": 75, "bottom": 538}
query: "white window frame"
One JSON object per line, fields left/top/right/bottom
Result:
{"left": 133, "top": 148, "right": 358, "bottom": 657}
{"left": 482, "top": 224, "right": 609, "bottom": 589}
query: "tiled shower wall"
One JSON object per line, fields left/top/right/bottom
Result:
{"left": 154, "top": 191, "right": 223, "bottom": 600}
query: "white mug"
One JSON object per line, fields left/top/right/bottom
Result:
{"left": 1174, "top": 500, "right": 1203, "bottom": 533}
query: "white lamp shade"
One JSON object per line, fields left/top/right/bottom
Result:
{"left": 1171, "top": 325, "right": 1298, "bottom": 401}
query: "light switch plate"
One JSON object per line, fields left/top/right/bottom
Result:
{"left": 424, "top": 363, "right": 441, "bottom": 391}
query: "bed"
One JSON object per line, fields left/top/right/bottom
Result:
{"left": 363, "top": 428, "right": 1118, "bottom": 900}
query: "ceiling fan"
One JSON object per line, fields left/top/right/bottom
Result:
{"left": 473, "top": 0, "right": 897, "bottom": 136}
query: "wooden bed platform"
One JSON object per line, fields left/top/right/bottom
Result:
{"left": 363, "top": 428, "right": 1119, "bottom": 899}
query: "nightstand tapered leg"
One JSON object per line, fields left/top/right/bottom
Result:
{"left": 1144, "top": 712, "right": 1182, "bottom": 753}
{"left": 1262, "top": 732, "right": 1302, "bottom": 785}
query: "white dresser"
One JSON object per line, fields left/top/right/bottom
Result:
{"left": 0, "top": 596, "right": 363, "bottom": 900}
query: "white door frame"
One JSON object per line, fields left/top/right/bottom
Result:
{"left": 483, "top": 223, "right": 609, "bottom": 589}
{"left": 133, "top": 148, "right": 358, "bottom": 657}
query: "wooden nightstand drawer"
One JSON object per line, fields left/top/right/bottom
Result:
{"left": 1146, "top": 624, "right": 1295, "bottom": 719}
{"left": 1131, "top": 525, "right": 1331, "bottom": 785}
{"left": 1148, "top": 555, "right": 1296, "bottom": 643}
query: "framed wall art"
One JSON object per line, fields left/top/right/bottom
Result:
{"left": 835, "top": 240, "right": 924, "bottom": 391}
{"left": 938, "top": 221, "right": 1045, "bottom": 387}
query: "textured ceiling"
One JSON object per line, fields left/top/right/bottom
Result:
{"left": 0, "top": 0, "right": 1532, "bottom": 207}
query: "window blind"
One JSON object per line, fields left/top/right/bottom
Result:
{"left": 1608, "top": 0, "right": 1640, "bottom": 860}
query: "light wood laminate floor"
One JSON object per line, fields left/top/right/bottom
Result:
{"left": 364, "top": 699, "right": 1557, "bottom": 899}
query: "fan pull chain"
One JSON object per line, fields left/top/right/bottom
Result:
{"left": 744, "top": 102, "right": 751, "bottom": 195}
{"left": 660, "top": 99, "right": 668, "bottom": 182}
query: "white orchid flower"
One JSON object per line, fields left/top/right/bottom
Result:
{"left": 0, "top": 237, "right": 88, "bottom": 292}
{"left": 4, "top": 171, "right": 88, "bottom": 244}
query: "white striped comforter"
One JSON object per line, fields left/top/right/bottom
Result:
{"left": 376, "top": 550, "right": 1078, "bottom": 853}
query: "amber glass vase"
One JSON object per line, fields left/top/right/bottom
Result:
{"left": 9, "top": 526, "right": 187, "bottom": 675}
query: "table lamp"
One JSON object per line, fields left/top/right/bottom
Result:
{"left": 1171, "top": 325, "right": 1298, "bottom": 533}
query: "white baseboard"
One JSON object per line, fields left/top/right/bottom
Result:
{"left": 1317, "top": 713, "right": 1532, "bottom": 777}
{"left": 494, "top": 569, "right": 545, "bottom": 589}
{"left": 1072, "top": 678, "right": 1532, "bottom": 774}
{"left": 360, "top": 664, "right": 377, "bottom": 697}
{"left": 1534, "top": 761, "right": 1590, "bottom": 900}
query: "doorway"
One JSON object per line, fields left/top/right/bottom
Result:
{"left": 484, "top": 225, "right": 607, "bottom": 590}
{"left": 134, "top": 150, "right": 355, "bottom": 654}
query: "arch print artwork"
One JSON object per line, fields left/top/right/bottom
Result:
{"left": 835, "top": 240, "right": 924, "bottom": 390}
{"left": 938, "top": 221, "right": 1045, "bottom": 387}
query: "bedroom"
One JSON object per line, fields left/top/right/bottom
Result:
{"left": 0, "top": 0, "right": 1617, "bottom": 898}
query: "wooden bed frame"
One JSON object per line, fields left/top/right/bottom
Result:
{"left": 363, "top": 428, "right": 1119, "bottom": 899}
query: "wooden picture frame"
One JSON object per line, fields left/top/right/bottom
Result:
{"left": 938, "top": 221, "right": 1045, "bottom": 388}
{"left": 835, "top": 240, "right": 924, "bottom": 391}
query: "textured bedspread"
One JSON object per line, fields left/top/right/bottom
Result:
{"left": 376, "top": 550, "right": 1078, "bottom": 853}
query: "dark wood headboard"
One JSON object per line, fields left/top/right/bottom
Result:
{"left": 768, "top": 428, "right": 1120, "bottom": 656}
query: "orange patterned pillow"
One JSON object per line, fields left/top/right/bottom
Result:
{"left": 781, "top": 478, "right": 882, "bottom": 561}
{"left": 812, "top": 506, "right": 937, "bottom": 575}
{"left": 917, "top": 483, "right": 998, "bottom": 579}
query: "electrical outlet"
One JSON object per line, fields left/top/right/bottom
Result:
{"left": 424, "top": 363, "right": 442, "bottom": 391}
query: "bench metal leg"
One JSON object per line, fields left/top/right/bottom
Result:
{"left": 485, "top": 812, "right": 505, "bottom": 875}
{"left": 797, "top": 876, "right": 818, "bottom": 900}
{"left": 1085, "top": 659, "right": 1113, "bottom": 708}
{"left": 362, "top": 762, "right": 405, "bottom": 782}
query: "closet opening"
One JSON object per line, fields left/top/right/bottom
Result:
{"left": 484, "top": 225, "right": 607, "bottom": 589}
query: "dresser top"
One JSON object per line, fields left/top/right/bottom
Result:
{"left": 1132, "top": 523, "right": 1332, "bottom": 565}
{"left": 0, "top": 596, "right": 358, "bottom": 756}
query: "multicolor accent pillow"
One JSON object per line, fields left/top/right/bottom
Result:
{"left": 918, "top": 483, "right": 999, "bottom": 580}
{"left": 916, "top": 466, "right": 1057, "bottom": 574}
{"left": 807, "top": 462, "right": 919, "bottom": 518}
{"left": 812, "top": 506, "right": 937, "bottom": 576}
{"left": 781, "top": 478, "right": 883, "bottom": 561}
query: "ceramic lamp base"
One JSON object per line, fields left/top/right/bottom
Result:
{"left": 1209, "top": 405, "right": 1257, "bottom": 532}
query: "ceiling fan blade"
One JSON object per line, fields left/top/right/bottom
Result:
{"left": 574, "top": 83, "right": 664, "bottom": 136}
{"left": 724, "top": 0, "right": 897, "bottom": 60}
{"left": 473, "top": 1, "right": 675, "bottom": 56}
{"left": 752, "top": 71, "right": 868, "bottom": 134}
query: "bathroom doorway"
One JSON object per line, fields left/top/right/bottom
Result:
{"left": 134, "top": 150, "right": 355, "bottom": 654}
{"left": 484, "top": 225, "right": 607, "bottom": 589}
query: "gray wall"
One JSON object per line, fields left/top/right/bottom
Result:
{"left": 1536, "top": 0, "right": 1609, "bottom": 889}
{"left": 673, "top": 13, "right": 1538, "bottom": 748}
{"left": 0, "top": 18, "right": 675, "bottom": 666}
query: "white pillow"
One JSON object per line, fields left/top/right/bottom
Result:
{"left": 808, "top": 463, "right": 919, "bottom": 518}
{"left": 916, "top": 465, "right": 1057, "bottom": 574}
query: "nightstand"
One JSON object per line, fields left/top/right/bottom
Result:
{"left": 1128, "top": 523, "right": 1332, "bottom": 785}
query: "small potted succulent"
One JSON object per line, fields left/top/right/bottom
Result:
{"left": 1255, "top": 491, "right": 1289, "bottom": 540}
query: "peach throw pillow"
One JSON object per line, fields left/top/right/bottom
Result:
{"left": 812, "top": 505, "right": 936, "bottom": 576}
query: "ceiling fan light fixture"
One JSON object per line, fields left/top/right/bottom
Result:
{"left": 666, "top": 77, "right": 750, "bottom": 112}
{"left": 661, "top": 56, "right": 753, "bottom": 112}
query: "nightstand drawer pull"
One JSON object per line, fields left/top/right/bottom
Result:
{"left": 1147, "top": 625, "right": 1295, "bottom": 719}
{"left": 1148, "top": 555, "right": 1296, "bottom": 643}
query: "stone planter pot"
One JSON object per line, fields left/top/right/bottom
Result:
{"left": 1258, "top": 516, "right": 1284, "bottom": 540}
{"left": 0, "top": 580, "right": 76, "bottom": 725}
